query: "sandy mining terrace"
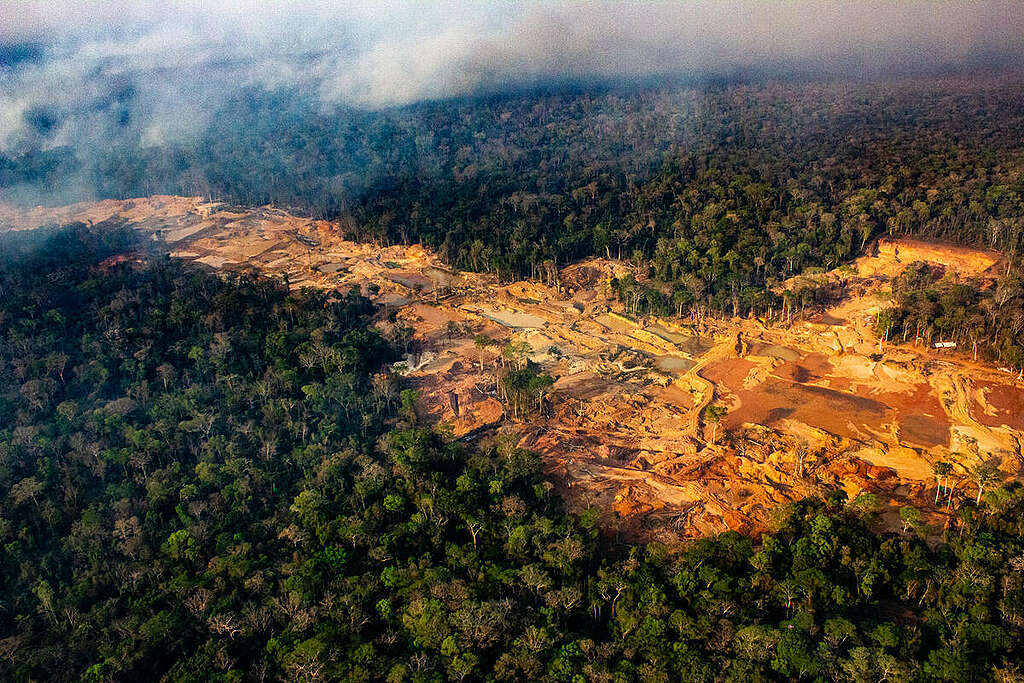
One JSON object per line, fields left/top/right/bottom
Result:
{"left": 3, "top": 197, "right": 1022, "bottom": 540}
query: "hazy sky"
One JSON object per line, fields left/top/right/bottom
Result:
{"left": 1, "top": 0, "right": 1022, "bottom": 154}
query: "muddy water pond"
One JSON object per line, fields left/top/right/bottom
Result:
{"left": 655, "top": 355, "right": 696, "bottom": 373}
{"left": 318, "top": 261, "right": 347, "bottom": 274}
{"left": 387, "top": 272, "right": 435, "bottom": 290}
{"left": 646, "top": 325, "right": 713, "bottom": 356}
{"left": 595, "top": 314, "right": 635, "bottom": 334}
{"left": 748, "top": 342, "right": 801, "bottom": 362}
{"left": 423, "top": 266, "right": 456, "bottom": 287}
{"left": 473, "top": 306, "right": 547, "bottom": 329}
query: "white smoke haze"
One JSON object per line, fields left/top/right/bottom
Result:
{"left": 0, "top": 1, "right": 1022, "bottom": 156}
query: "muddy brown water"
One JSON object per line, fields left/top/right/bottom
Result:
{"left": 655, "top": 355, "right": 696, "bottom": 373}
{"left": 646, "top": 325, "right": 713, "bottom": 356}
{"left": 387, "top": 272, "right": 434, "bottom": 290}
{"left": 474, "top": 307, "right": 547, "bottom": 329}
{"left": 748, "top": 342, "right": 801, "bottom": 363}
{"left": 595, "top": 314, "right": 635, "bottom": 334}
{"left": 318, "top": 262, "right": 347, "bottom": 274}
{"left": 423, "top": 266, "right": 456, "bottom": 287}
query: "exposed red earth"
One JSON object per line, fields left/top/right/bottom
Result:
{"left": 4, "top": 197, "right": 1021, "bottom": 540}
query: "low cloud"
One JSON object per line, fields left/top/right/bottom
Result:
{"left": 1, "top": 1, "right": 1021, "bottom": 174}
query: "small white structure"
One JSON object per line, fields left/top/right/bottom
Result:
{"left": 933, "top": 341, "right": 957, "bottom": 349}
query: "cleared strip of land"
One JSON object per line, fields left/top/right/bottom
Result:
{"left": 4, "top": 196, "right": 1021, "bottom": 540}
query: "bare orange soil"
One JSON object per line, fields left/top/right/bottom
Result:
{"left": 4, "top": 197, "right": 1022, "bottom": 540}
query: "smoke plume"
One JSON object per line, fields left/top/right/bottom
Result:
{"left": 1, "top": 1, "right": 1021, "bottom": 202}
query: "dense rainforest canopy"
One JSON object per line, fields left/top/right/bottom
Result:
{"left": 876, "top": 262, "right": 1024, "bottom": 370}
{"left": 3, "top": 75, "right": 1024, "bottom": 291}
{"left": 2, "top": 227, "right": 1024, "bottom": 681}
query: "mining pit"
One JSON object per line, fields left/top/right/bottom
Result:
{"left": 3, "top": 196, "right": 1022, "bottom": 541}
